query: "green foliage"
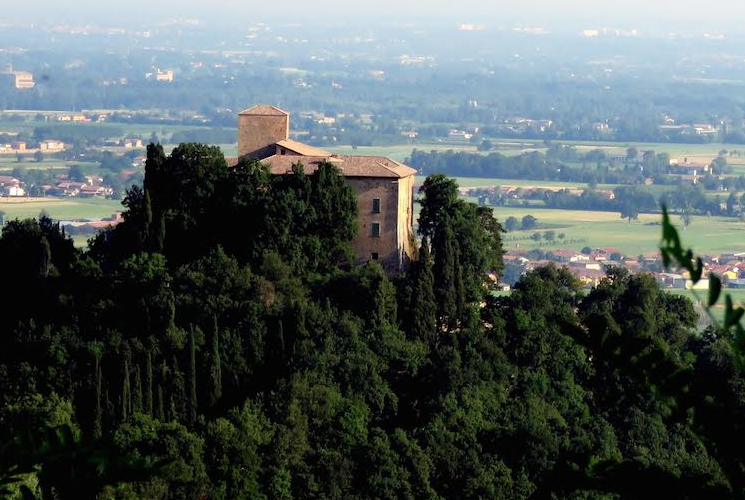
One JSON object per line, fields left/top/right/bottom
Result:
{"left": 660, "top": 205, "right": 745, "bottom": 338}
{"left": 418, "top": 174, "right": 504, "bottom": 330}
{"left": 0, "top": 424, "right": 160, "bottom": 500}
{"left": 6, "top": 150, "right": 745, "bottom": 499}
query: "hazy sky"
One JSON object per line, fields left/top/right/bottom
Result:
{"left": 3, "top": 0, "right": 745, "bottom": 29}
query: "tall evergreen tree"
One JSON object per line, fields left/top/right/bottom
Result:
{"left": 94, "top": 351, "right": 102, "bottom": 439}
{"left": 188, "top": 328, "right": 197, "bottom": 426}
{"left": 157, "top": 384, "right": 165, "bottom": 422}
{"left": 433, "top": 222, "right": 458, "bottom": 331}
{"left": 145, "top": 351, "right": 153, "bottom": 417}
{"left": 151, "top": 211, "right": 166, "bottom": 253}
{"left": 142, "top": 189, "right": 153, "bottom": 251}
{"left": 121, "top": 359, "right": 131, "bottom": 422}
{"left": 410, "top": 238, "right": 437, "bottom": 343}
{"left": 209, "top": 318, "right": 222, "bottom": 408}
{"left": 38, "top": 236, "right": 52, "bottom": 278}
{"left": 133, "top": 364, "right": 143, "bottom": 414}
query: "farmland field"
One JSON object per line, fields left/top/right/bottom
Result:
{"left": 327, "top": 138, "right": 740, "bottom": 164}
{"left": 434, "top": 176, "right": 621, "bottom": 191}
{"left": 490, "top": 206, "right": 745, "bottom": 256}
{"left": 0, "top": 197, "right": 122, "bottom": 221}
{"left": 0, "top": 157, "right": 80, "bottom": 172}
{"left": 0, "top": 119, "right": 213, "bottom": 139}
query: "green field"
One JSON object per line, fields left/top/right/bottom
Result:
{"left": 328, "top": 143, "right": 478, "bottom": 162}
{"left": 0, "top": 158, "right": 80, "bottom": 172}
{"left": 0, "top": 198, "right": 122, "bottom": 221}
{"left": 669, "top": 289, "right": 745, "bottom": 306}
{"left": 493, "top": 206, "right": 745, "bottom": 256}
{"left": 0, "top": 119, "right": 212, "bottom": 139}
{"left": 332, "top": 138, "right": 738, "bottom": 164}
{"left": 434, "top": 176, "right": 620, "bottom": 191}
{"left": 490, "top": 137, "right": 733, "bottom": 158}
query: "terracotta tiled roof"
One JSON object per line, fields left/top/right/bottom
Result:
{"left": 552, "top": 249, "right": 582, "bottom": 258}
{"left": 260, "top": 154, "right": 417, "bottom": 179}
{"left": 275, "top": 139, "right": 331, "bottom": 157}
{"left": 239, "top": 105, "right": 289, "bottom": 116}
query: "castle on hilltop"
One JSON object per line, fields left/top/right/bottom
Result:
{"left": 235, "top": 105, "right": 417, "bottom": 272}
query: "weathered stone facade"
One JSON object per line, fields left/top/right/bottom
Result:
{"left": 237, "top": 106, "right": 289, "bottom": 159}
{"left": 236, "top": 105, "right": 417, "bottom": 273}
{"left": 347, "top": 176, "right": 416, "bottom": 271}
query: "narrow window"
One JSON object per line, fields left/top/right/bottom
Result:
{"left": 372, "top": 198, "right": 381, "bottom": 213}
{"left": 371, "top": 252, "right": 379, "bottom": 260}
{"left": 371, "top": 222, "right": 380, "bottom": 238}
{"left": 280, "top": 148, "right": 286, "bottom": 155}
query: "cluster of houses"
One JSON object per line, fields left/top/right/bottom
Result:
{"left": 102, "top": 138, "right": 144, "bottom": 148}
{"left": 660, "top": 122, "right": 720, "bottom": 137}
{"left": 0, "top": 141, "right": 31, "bottom": 154}
{"left": 0, "top": 139, "right": 65, "bottom": 155}
{"left": 0, "top": 173, "right": 114, "bottom": 199}
{"left": 502, "top": 247, "right": 745, "bottom": 292}
{"left": 60, "top": 212, "right": 123, "bottom": 234}
{"left": 45, "top": 173, "right": 114, "bottom": 198}
{"left": 498, "top": 118, "right": 555, "bottom": 134}
{"left": 0, "top": 176, "right": 27, "bottom": 197}
{"left": 655, "top": 253, "right": 745, "bottom": 291}
{"left": 503, "top": 247, "right": 631, "bottom": 289}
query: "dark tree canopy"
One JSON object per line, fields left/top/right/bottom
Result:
{"left": 1, "top": 143, "right": 744, "bottom": 500}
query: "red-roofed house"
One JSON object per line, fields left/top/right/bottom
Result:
{"left": 552, "top": 249, "right": 589, "bottom": 263}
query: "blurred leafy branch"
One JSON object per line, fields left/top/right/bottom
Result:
{"left": 0, "top": 424, "right": 165, "bottom": 500}
{"left": 660, "top": 205, "right": 745, "bottom": 368}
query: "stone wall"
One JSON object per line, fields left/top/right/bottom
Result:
{"left": 347, "top": 177, "right": 402, "bottom": 272}
{"left": 238, "top": 114, "right": 289, "bottom": 159}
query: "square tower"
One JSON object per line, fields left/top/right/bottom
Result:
{"left": 238, "top": 105, "right": 290, "bottom": 159}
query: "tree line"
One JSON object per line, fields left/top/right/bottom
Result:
{"left": 1, "top": 145, "right": 745, "bottom": 499}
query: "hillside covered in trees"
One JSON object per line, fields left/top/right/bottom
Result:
{"left": 1, "top": 143, "right": 745, "bottom": 499}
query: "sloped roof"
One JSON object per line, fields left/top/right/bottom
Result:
{"left": 260, "top": 154, "right": 417, "bottom": 179}
{"left": 239, "top": 105, "right": 289, "bottom": 116}
{"left": 276, "top": 139, "right": 331, "bottom": 157}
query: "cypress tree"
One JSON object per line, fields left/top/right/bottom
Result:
{"left": 157, "top": 384, "right": 165, "bottom": 421}
{"left": 133, "top": 364, "right": 143, "bottom": 414}
{"left": 121, "top": 359, "right": 131, "bottom": 422}
{"left": 94, "top": 351, "right": 102, "bottom": 439}
{"left": 142, "top": 189, "right": 153, "bottom": 251}
{"left": 145, "top": 351, "right": 153, "bottom": 417}
{"left": 188, "top": 327, "right": 197, "bottom": 426}
{"left": 152, "top": 211, "right": 166, "bottom": 253}
{"left": 39, "top": 236, "right": 51, "bottom": 278}
{"left": 453, "top": 245, "right": 466, "bottom": 324}
{"left": 277, "top": 319, "right": 285, "bottom": 357}
{"left": 209, "top": 317, "right": 222, "bottom": 408}
{"left": 411, "top": 238, "right": 437, "bottom": 343}
{"left": 433, "top": 221, "right": 457, "bottom": 331}
{"left": 170, "top": 395, "right": 178, "bottom": 424}
{"left": 105, "top": 389, "right": 112, "bottom": 423}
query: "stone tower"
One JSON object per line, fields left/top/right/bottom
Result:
{"left": 237, "top": 105, "right": 290, "bottom": 159}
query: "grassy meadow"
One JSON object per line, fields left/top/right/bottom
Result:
{"left": 0, "top": 119, "right": 212, "bottom": 140}
{"left": 0, "top": 157, "right": 81, "bottom": 173}
{"left": 491, "top": 206, "right": 745, "bottom": 257}
{"left": 0, "top": 197, "right": 122, "bottom": 221}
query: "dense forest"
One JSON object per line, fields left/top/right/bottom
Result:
{"left": 1, "top": 144, "right": 745, "bottom": 499}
